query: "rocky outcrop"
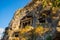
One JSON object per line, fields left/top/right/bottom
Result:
{"left": 1, "top": 0, "right": 60, "bottom": 40}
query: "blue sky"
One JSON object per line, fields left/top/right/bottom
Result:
{"left": 0, "top": 0, "right": 31, "bottom": 39}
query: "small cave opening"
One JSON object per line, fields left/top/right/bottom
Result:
{"left": 13, "top": 32, "right": 19, "bottom": 37}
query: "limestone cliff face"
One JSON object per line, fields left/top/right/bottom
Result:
{"left": 7, "top": 0, "right": 44, "bottom": 31}
{"left": 1, "top": 0, "right": 60, "bottom": 40}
